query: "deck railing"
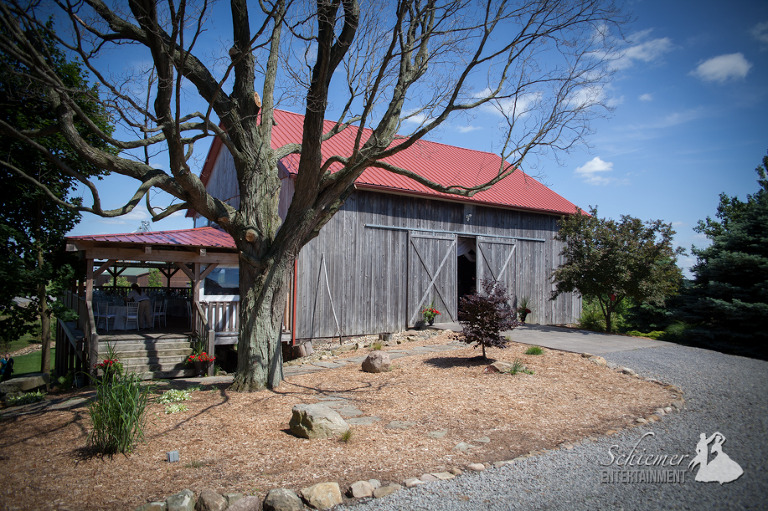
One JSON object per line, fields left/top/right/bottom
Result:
{"left": 54, "top": 291, "right": 98, "bottom": 378}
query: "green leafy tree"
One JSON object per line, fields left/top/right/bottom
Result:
{"left": 147, "top": 269, "right": 163, "bottom": 288}
{"left": 685, "top": 153, "right": 768, "bottom": 346}
{"left": 0, "top": 23, "right": 112, "bottom": 372}
{"left": 552, "top": 207, "right": 683, "bottom": 332}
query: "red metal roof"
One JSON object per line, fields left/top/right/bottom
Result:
{"left": 196, "top": 109, "right": 580, "bottom": 216}
{"left": 68, "top": 226, "right": 236, "bottom": 249}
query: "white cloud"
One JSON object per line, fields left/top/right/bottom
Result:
{"left": 402, "top": 110, "right": 433, "bottom": 126}
{"left": 609, "top": 30, "right": 674, "bottom": 70}
{"left": 639, "top": 93, "right": 653, "bottom": 102}
{"left": 575, "top": 156, "right": 614, "bottom": 185}
{"left": 455, "top": 125, "right": 480, "bottom": 133}
{"left": 751, "top": 21, "right": 768, "bottom": 45}
{"left": 691, "top": 53, "right": 752, "bottom": 83}
{"left": 474, "top": 88, "right": 542, "bottom": 118}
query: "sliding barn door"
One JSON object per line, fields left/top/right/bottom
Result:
{"left": 476, "top": 237, "right": 516, "bottom": 296}
{"left": 407, "top": 232, "right": 457, "bottom": 326}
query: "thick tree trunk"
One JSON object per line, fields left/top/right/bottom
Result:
{"left": 36, "top": 228, "right": 51, "bottom": 378}
{"left": 230, "top": 255, "right": 292, "bottom": 391}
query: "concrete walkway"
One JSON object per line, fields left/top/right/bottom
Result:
{"left": 438, "top": 322, "right": 670, "bottom": 355}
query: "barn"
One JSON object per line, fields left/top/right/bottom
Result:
{"left": 192, "top": 109, "right": 583, "bottom": 341}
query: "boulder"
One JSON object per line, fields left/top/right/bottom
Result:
{"left": 135, "top": 503, "right": 166, "bottom": 511}
{"left": 348, "top": 480, "right": 373, "bottom": 499}
{"left": 485, "top": 361, "right": 512, "bottom": 373}
{"left": 166, "top": 489, "right": 196, "bottom": 511}
{"left": 289, "top": 403, "right": 350, "bottom": 439}
{"left": 263, "top": 488, "right": 303, "bottom": 511}
{"left": 362, "top": 351, "right": 391, "bottom": 373}
{"left": 373, "top": 484, "right": 401, "bottom": 499}
{"left": 301, "top": 482, "right": 343, "bottom": 510}
{"left": 196, "top": 489, "right": 227, "bottom": 511}
{"left": 225, "top": 496, "right": 261, "bottom": 511}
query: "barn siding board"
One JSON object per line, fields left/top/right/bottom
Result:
{"left": 293, "top": 189, "right": 580, "bottom": 339}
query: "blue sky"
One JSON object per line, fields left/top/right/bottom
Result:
{"left": 68, "top": 0, "right": 768, "bottom": 275}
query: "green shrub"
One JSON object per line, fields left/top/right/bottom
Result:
{"left": 157, "top": 389, "right": 191, "bottom": 404}
{"left": 662, "top": 321, "right": 689, "bottom": 342}
{"left": 88, "top": 373, "right": 151, "bottom": 455}
{"left": 370, "top": 342, "right": 383, "bottom": 351}
{"left": 524, "top": 345, "right": 544, "bottom": 355}
{"left": 6, "top": 390, "right": 45, "bottom": 406}
{"left": 507, "top": 358, "right": 534, "bottom": 375}
{"left": 164, "top": 403, "right": 188, "bottom": 414}
{"left": 339, "top": 429, "right": 353, "bottom": 443}
{"left": 625, "top": 330, "right": 664, "bottom": 340}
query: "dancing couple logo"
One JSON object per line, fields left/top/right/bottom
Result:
{"left": 600, "top": 431, "right": 743, "bottom": 485}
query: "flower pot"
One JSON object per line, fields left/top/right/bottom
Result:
{"left": 192, "top": 360, "right": 211, "bottom": 377}
{"left": 428, "top": 318, "right": 434, "bottom": 326}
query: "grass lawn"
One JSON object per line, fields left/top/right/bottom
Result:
{"left": 9, "top": 348, "right": 55, "bottom": 376}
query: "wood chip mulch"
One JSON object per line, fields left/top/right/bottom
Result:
{"left": 0, "top": 331, "right": 680, "bottom": 510}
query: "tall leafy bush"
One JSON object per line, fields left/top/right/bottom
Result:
{"left": 88, "top": 373, "right": 151, "bottom": 455}
{"left": 458, "top": 279, "right": 521, "bottom": 359}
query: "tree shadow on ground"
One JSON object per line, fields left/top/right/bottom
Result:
{"left": 423, "top": 355, "right": 493, "bottom": 369}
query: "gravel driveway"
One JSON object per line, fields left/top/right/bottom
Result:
{"left": 343, "top": 340, "right": 768, "bottom": 510}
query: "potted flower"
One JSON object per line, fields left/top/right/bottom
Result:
{"left": 421, "top": 302, "right": 441, "bottom": 326}
{"left": 186, "top": 351, "right": 216, "bottom": 377}
{"left": 517, "top": 297, "right": 532, "bottom": 324}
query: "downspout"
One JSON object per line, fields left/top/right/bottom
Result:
{"left": 291, "top": 257, "right": 298, "bottom": 347}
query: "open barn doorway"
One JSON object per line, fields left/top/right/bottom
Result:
{"left": 457, "top": 236, "right": 477, "bottom": 303}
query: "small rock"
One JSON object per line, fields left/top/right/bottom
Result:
{"left": 289, "top": 404, "right": 350, "bottom": 439}
{"left": 362, "top": 351, "right": 392, "bottom": 373}
{"left": 647, "top": 415, "right": 659, "bottom": 422}
{"left": 621, "top": 367, "right": 637, "bottom": 376}
{"left": 467, "top": 463, "right": 486, "bottom": 471}
{"left": 301, "top": 482, "right": 343, "bottom": 510}
{"left": 348, "top": 481, "right": 373, "bottom": 499}
{"left": 449, "top": 467, "right": 463, "bottom": 476}
{"left": 263, "top": 488, "right": 303, "bottom": 511}
{"left": 605, "top": 429, "right": 618, "bottom": 435}
{"left": 197, "top": 489, "right": 227, "bottom": 511}
{"left": 664, "top": 406, "right": 673, "bottom": 413}
{"left": 427, "top": 429, "right": 447, "bottom": 439}
{"left": 560, "top": 443, "right": 574, "bottom": 450}
{"left": 403, "top": 478, "right": 424, "bottom": 488}
{"left": 420, "top": 473, "right": 439, "bottom": 482}
{"left": 368, "top": 479, "right": 381, "bottom": 490}
{"left": 373, "top": 484, "right": 401, "bottom": 499}
{"left": 166, "top": 489, "right": 196, "bottom": 511}
{"left": 655, "top": 408, "right": 666, "bottom": 416}
{"left": 636, "top": 417, "right": 648, "bottom": 424}
{"left": 493, "top": 461, "right": 510, "bottom": 468}
{"left": 432, "top": 472, "right": 455, "bottom": 480}
{"left": 226, "top": 496, "right": 261, "bottom": 511}
{"left": 581, "top": 353, "right": 593, "bottom": 358}
{"left": 454, "top": 442, "right": 474, "bottom": 451}
{"left": 589, "top": 356, "right": 607, "bottom": 366}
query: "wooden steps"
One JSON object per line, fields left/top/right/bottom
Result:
{"left": 97, "top": 336, "right": 197, "bottom": 380}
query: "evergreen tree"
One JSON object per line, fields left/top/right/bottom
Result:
{"left": 685, "top": 152, "right": 768, "bottom": 347}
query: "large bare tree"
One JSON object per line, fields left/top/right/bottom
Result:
{"left": 0, "top": 0, "right": 623, "bottom": 390}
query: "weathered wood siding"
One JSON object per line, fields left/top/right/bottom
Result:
{"left": 295, "top": 189, "right": 581, "bottom": 339}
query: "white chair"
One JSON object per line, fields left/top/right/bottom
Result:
{"left": 95, "top": 302, "right": 116, "bottom": 332}
{"left": 125, "top": 302, "right": 140, "bottom": 331}
{"left": 153, "top": 299, "right": 167, "bottom": 328}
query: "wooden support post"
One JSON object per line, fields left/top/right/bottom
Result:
{"left": 207, "top": 329, "right": 215, "bottom": 376}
